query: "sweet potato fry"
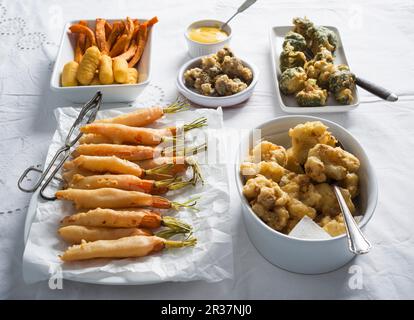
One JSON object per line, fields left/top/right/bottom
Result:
{"left": 115, "top": 40, "right": 137, "bottom": 61}
{"left": 109, "top": 34, "right": 128, "bottom": 57}
{"left": 124, "top": 17, "right": 135, "bottom": 51}
{"left": 69, "top": 24, "right": 96, "bottom": 46}
{"left": 95, "top": 18, "right": 108, "bottom": 54}
{"left": 132, "top": 19, "right": 140, "bottom": 38}
{"left": 106, "top": 21, "right": 123, "bottom": 52}
{"left": 147, "top": 16, "right": 159, "bottom": 26}
{"left": 74, "top": 20, "right": 87, "bottom": 63}
{"left": 128, "top": 22, "right": 148, "bottom": 67}
{"left": 105, "top": 21, "right": 112, "bottom": 38}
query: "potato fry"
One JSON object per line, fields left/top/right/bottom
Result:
{"left": 69, "top": 24, "right": 96, "bottom": 46}
{"left": 99, "top": 54, "right": 114, "bottom": 84}
{"left": 109, "top": 34, "right": 128, "bottom": 58}
{"left": 126, "top": 67, "right": 138, "bottom": 84}
{"left": 95, "top": 18, "right": 108, "bottom": 54}
{"left": 113, "top": 57, "right": 129, "bottom": 83}
{"left": 61, "top": 61, "right": 79, "bottom": 87}
{"left": 74, "top": 20, "right": 87, "bottom": 63}
{"left": 58, "top": 225, "right": 152, "bottom": 244}
{"left": 76, "top": 46, "right": 101, "bottom": 85}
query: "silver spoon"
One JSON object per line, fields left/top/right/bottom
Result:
{"left": 220, "top": 0, "right": 257, "bottom": 31}
{"left": 333, "top": 185, "right": 372, "bottom": 254}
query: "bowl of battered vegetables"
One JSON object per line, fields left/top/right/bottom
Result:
{"left": 177, "top": 47, "right": 259, "bottom": 107}
{"left": 235, "top": 116, "right": 378, "bottom": 274}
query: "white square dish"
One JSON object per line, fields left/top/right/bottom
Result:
{"left": 50, "top": 19, "right": 153, "bottom": 103}
{"left": 269, "top": 26, "right": 359, "bottom": 113}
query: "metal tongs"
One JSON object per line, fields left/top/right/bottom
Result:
{"left": 18, "top": 92, "right": 102, "bottom": 201}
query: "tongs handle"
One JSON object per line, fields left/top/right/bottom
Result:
{"left": 17, "top": 92, "right": 102, "bottom": 201}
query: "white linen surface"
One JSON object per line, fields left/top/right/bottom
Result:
{"left": 1, "top": 0, "right": 414, "bottom": 299}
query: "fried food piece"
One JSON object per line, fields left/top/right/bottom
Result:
{"left": 304, "top": 144, "right": 360, "bottom": 183}
{"left": 279, "top": 43, "right": 307, "bottom": 72}
{"left": 286, "top": 197, "right": 317, "bottom": 220}
{"left": 279, "top": 67, "right": 307, "bottom": 95}
{"left": 60, "top": 235, "right": 195, "bottom": 262}
{"left": 106, "top": 21, "right": 124, "bottom": 52}
{"left": 304, "top": 59, "right": 337, "bottom": 89}
{"left": 61, "top": 61, "right": 79, "bottom": 87}
{"left": 318, "top": 214, "right": 346, "bottom": 237}
{"left": 339, "top": 172, "right": 359, "bottom": 198}
{"left": 296, "top": 79, "right": 328, "bottom": 107}
{"left": 314, "top": 183, "right": 355, "bottom": 216}
{"left": 99, "top": 54, "right": 114, "bottom": 84}
{"left": 289, "top": 121, "right": 337, "bottom": 165}
{"left": 58, "top": 225, "right": 151, "bottom": 244}
{"left": 200, "top": 55, "right": 222, "bottom": 77}
{"left": 69, "top": 24, "right": 96, "bottom": 46}
{"left": 251, "top": 202, "right": 290, "bottom": 231}
{"left": 113, "top": 57, "right": 129, "bottom": 83}
{"left": 283, "top": 31, "right": 307, "bottom": 52}
{"left": 56, "top": 188, "right": 173, "bottom": 210}
{"left": 307, "top": 25, "right": 338, "bottom": 55}
{"left": 214, "top": 75, "right": 247, "bottom": 96}
{"left": 74, "top": 20, "right": 87, "bottom": 63}
{"left": 329, "top": 69, "right": 356, "bottom": 104}
{"left": 216, "top": 47, "right": 234, "bottom": 63}
{"left": 74, "top": 143, "right": 155, "bottom": 161}
{"left": 240, "top": 161, "right": 286, "bottom": 183}
{"left": 250, "top": 141, "right": 287, "bottom": 166}
{"left": 95, "top": 18, "right": 108, "bottom": 54}
{"left": 61, "top": 207, "right": 161, "bottom": 228}
{"left": 221, "top": 56, "right": 253, "bottom": 83}
{"left": 65, "top": 155, "right": 146, "bottom": 176}
{"left": 126, "top": 67, "right": 138, "bottom": 84}
{"left": 242, "top": 174, "right": 273, "bottom": 200}
{"left": 285, "top": 147, "right": 303, "bottom": 173}
{"left": 279, "top": 172, "right": 321, "bottom": 208}
{"left": 76, "top": 46, "right": 101, "bottom": 85}
{"left": 292, "top": 17, "right": 314, "bottom": 39}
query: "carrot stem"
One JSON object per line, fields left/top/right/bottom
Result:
{"left": 164, "top": 237, "right": 197, "bottom": 249}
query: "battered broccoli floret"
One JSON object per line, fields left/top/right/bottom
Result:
{"left": 283, "top": 31, "right": 307, "bottom": 52}
{"left": 279, "top": 67, "right": 307, "bottom": 95}
{"left": 280, "top": 43, "right": 307, "bottom": 72}
{"left": 329, "top": 70, "right": 356, "bottom": 104}
{"left": 296, "top": 79, "right": 328, "bottom": 107}
{"left": 292, "top": 17, "right": 314, "bottom": 39}
{"left": 307, "top": 26, "right": 338, "bottom": 54}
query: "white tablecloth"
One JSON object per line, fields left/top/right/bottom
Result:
{"left": 1, "top": 0, "right": 414, "bottom": 299}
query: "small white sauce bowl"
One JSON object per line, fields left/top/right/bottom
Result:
{"left": 235, "top": 115, "right": 378, "bottom": 274}
{"left": 185, "top": 19, "right": 232, "bottom": 57}
{"left": 176, "top": 55, "right": 259, "bottom": 108}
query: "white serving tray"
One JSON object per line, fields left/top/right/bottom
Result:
{"left": 269, "top": 26, "right": 359, "bottom": 113}
{"left": 50, "top": 19, "right": 153, "bottom": 103}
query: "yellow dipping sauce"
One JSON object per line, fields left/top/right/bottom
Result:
{"left": 188, "top": 27, "right": 228, "bottom": 44}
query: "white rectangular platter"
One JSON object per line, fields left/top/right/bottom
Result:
{"left": 270, "top": 26, "right": 359, "bottom": 113}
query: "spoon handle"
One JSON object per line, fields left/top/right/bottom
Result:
{"left": 333, "top": 185, "right": 372, "bottom": 255}
{"left": 356, "top": 77, "right": 398, "bottom": 102}
{"left": 221, "top": 0, "right": 257, "bottom": 29}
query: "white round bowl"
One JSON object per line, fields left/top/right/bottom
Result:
{"left": 185, "top": 19, "right": 232, "bottom": 58}
{"left": 235, "top": 115, "right": 378, "bottom": 274}
{"left": 176, "top": 56, "right": 259, "bottom": 108}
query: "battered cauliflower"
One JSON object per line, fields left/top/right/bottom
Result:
{"left": 250, "top": 141, "right": 287, "bottom": 166}
{"left": 221, "top": 56, "right": 253, "bottom": 83}
{"left": 242, "top": 174, "right": 273, "bottom": 200}
{"left": 285, "top": 147, "right": 304, "bottom": 174}
{"left": 339, "top": 172, "right": 359, "bottom": 198}
{"left": 200, "top": 55, "right": 222, "bottom": 78}
{"left": 296, "top": 79, "right": 328, "bottom": 107}
{"left": 279, "top": 67, "right": 307, "bottom": 95}
{"left": 314, "top": 183, "right": 355, "bottom": 216}
{"left": 216, "top": 47, "right": 234, "bottom": 63}
{"left": 286, "top": 197, "right": 317, "bottom": 220}
{"left": 304, "top": 144, "right": 360, "bottom": 183}
{"left": 251, "top": 202, "right": 290, "bottom": 231}
{"left": 214, "top": 75, "right": 247, "bottom": 96}
{"left": 318, "top": 214, "right": 346, "bottom": 237}
{"left": 279, "top": 172, "right": 322, "bottom": 208}
{"left": 283, "top": 31, "right": 307, "bottom": 52}
{"left": 280, "top": 43, "right": 307, "bottom": 72}
{"left": 183, "top": 67, "right": 202, "bottom": 87}
{"left": 289, "top": 121, "right": 337, "bottom": 165}
{"left": 240, "top": 161, "right": 286, "bottom": 183}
